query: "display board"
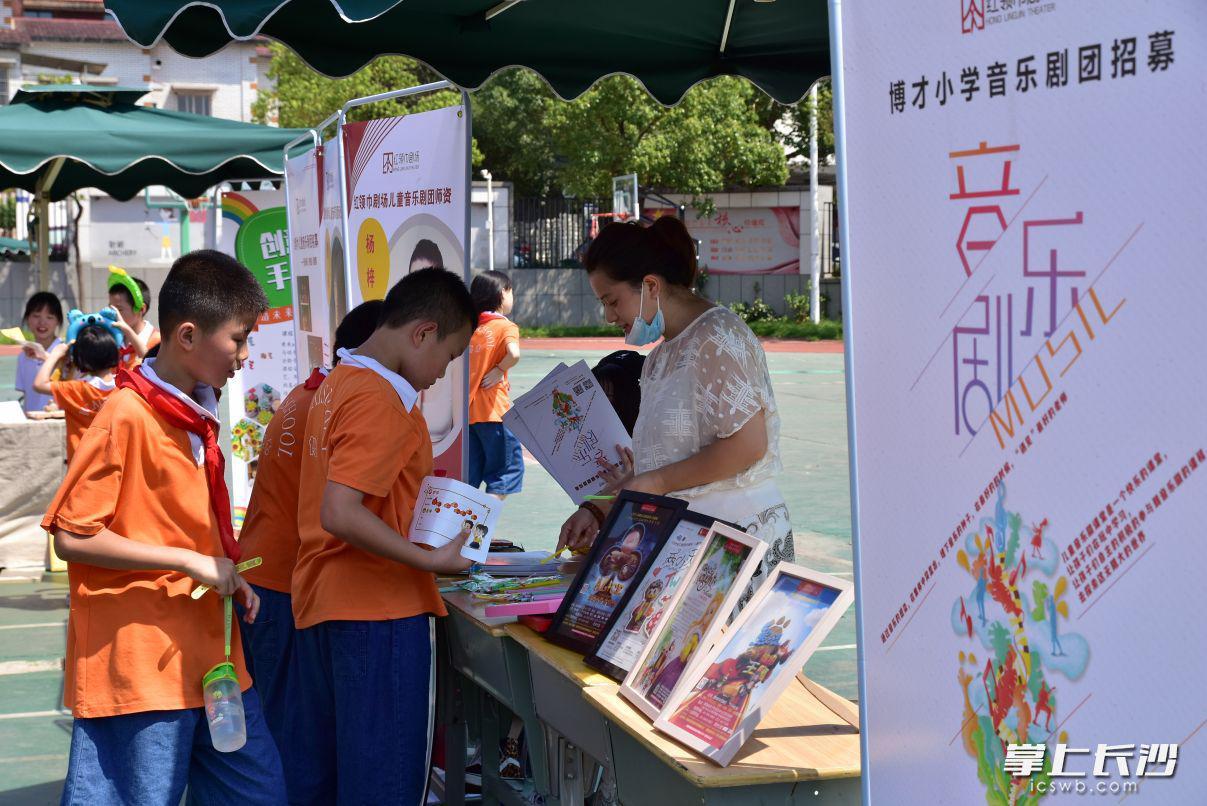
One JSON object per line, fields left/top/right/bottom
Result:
{"left": 833, "top": 2, "right": 1203, "bottom": 802}
{"left": 284, "top": 147, "right": 330, "bottom": 372}
{"left": 219, "top": 189, "right": 299, "bottom": 524}
{"left": 342, "top": 104, "right": 469, "bottom": 478}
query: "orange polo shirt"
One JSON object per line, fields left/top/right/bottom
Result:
{"left": 468, "top": 317, "right": 519, "bottom": 424}
{"left": 41, "top": 387, "right": 250, "bottom": 718}
{"left": 238, "top": 376, "right": 320, "bottom": 593}
{"left": 290, "top": 364, "right": 445, "bottom": 629}
{"left": 50, "top": 378, "right": 115, "bottom": 461}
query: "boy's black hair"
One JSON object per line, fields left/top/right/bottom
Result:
{"left": 108, "top": 277, "right": 152, "bottom": 315}
{"left": 70, "top": 324, "right": 120, "bottom": 375}
{"left": 333, "top": 300, "right": 384, "bottom": 362}
{"left": 23, "top": 291, "right": 63, "bottom": 325}
{"left": 470, "top": 270, "right": 513, "bottom": 317}
{"left": 592, "top": 350, "right": 645, "bottom": 436}
{"left": 158, "top": 250, "right": 268, "bottom": 337}
{"left": 409, "top": 239, "right": 444, "bottom": 270}
{"left": 378, "top": 267, "right": 474, "bottom": 336}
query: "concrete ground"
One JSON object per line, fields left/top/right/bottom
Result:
{"left": 0, "top": 338, "right": 855, "bottom": 802}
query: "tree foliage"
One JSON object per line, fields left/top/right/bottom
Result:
{"left": 254, "top": 44, "right": 831, "bottom": 198}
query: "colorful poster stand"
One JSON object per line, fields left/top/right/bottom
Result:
{"left": 341, "top": 103, "right": 470, "bottom": 478}
{"left": 832, "top": 2, "right": 1204, "bottom": 801}
{"left": 219, "top": 188, "right": 299, "bottom": 524}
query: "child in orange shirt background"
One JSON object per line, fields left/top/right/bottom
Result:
{"left": 235, "top": 298, "right": 383, "bottom": 752}
{"left": 286, "top": 267, "right": 476, "bottom": 804}
{"left": 467, "top": 270, "right": 524, "bottom": 499}
{"left": 42, "top": 250, "right": 285, "bottom": 805}
{"left": 31, "top": 324, "right": 120, "bottom": 462}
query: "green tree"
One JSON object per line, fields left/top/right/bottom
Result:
{"left": 257, "top": 47, "right": 789, "bottom": 199}
{"left": 252, "top": 44, "right": 482, "bottom": 164}
{"left": 752, "top": 79, "right": 834, "bottom": 168}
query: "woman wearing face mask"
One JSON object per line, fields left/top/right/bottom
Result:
{"left": 557, "top": 218, "right": 793, "bottom": 590}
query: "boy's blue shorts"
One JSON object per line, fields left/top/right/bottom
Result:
{"left": 238, "top": 584, "right": 294, "bottom": 752}
{"left": 61, "top": 687, "right": 285, "bottom": 806}
{"left": 284, "top": 615, "right": 436, "bottom": 805}
{"left": 466, "top": 421, "right": 524, "bottom": 495}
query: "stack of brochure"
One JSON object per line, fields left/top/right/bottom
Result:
{"left": 503, "top": 361, "right": 631, "bottom": 504}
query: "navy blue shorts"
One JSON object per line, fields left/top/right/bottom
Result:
{"left": 284, "top": 616, "right": 436, "bottom": 805}
{"left": 466, "top": 422, "right": 525, "bottom": 495}
{"left": 238, "top": 584, "right": 294, "bottom": 754}
{"left": 61, "top": 687, "right": 285, "bottom": 806}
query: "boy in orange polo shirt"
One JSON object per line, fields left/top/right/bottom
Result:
{"left": 467, "top": 270, "right": 524, "bottom": 499}
{"left": 236, "top": 299, "right": 382, "bottom": 749}
{"left": 286, "top": 268, "right": 475, "bottom": 804}
{"left": 43, "top": 251, "right": 285, "bottom": 805}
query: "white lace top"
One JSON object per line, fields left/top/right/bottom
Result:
{"left": 633, "top": 306, "right": 782, "bottom": 500}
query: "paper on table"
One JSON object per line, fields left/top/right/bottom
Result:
{"left": 505, "top": 360, "right": 631, "bottom": 504}
{"left": 409, "top": 475, "right": 502, "bottom": 563}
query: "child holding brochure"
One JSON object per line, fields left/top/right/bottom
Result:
{"left": 467, "top": 270, "right": 524, "bottom": 498}
{"left": 287, "top": 268, "right": 476, "bottom": 804}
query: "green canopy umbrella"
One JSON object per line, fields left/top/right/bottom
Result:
{"left": 103, "top": 0, "right": 829, "bottom": 105}
{"left": 0, "top": 84, "right": 309, "bottom": 288}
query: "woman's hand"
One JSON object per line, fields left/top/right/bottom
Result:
{"left": 481, "top": 367, "right": 505, "bottom": 389}
{"left": 22, "top": 342, "right": 49, "bottom": 362}
{"left": 557, "top": 508, "right": 600, "bottom": 555}
{"left": 598, "top": 445, "right": 635, "bottom": 493}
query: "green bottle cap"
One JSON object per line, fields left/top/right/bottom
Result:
{"left": 203, "top": 661, "right": 237, "bottom": 689}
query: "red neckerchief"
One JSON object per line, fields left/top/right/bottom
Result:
{"left": 115, "top": 366, "right": 240, "bottom": 561}
{"left": 478, "top": 312, "right": 507, "bottom": 326}
{"left": 303, "top": 367, "right": 327, "bottom": 390}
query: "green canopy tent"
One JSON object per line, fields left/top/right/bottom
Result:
{"left": 0, "top": 84, "right": 309, "bottom": 289}
{"left": 103, "top": 0, "right": 829, "bottom": 105}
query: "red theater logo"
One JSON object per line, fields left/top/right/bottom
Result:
{"left": 962, "top": 0, "right": 985, "bottom": 33}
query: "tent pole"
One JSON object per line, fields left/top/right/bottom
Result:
{"left": 34, "top": 157, "right": 67, "bottom": 291}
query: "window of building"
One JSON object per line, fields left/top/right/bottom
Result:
{"left": 174, "top": 91, "right": 212, "bottom": 116}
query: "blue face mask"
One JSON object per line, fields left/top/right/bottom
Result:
{"left": 625, "top": 284, "right": 664, "bottom": 346}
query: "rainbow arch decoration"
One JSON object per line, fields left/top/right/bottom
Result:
{"left": 221, "top": 193, "right": 259, "bottom": 228}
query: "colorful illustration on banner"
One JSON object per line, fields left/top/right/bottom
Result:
{"left": 666, "top": 577, "right": 839, "bottom": 749}
{"left": 231, "top": 201, "right": 293, "bottom": 311}
{"left": 637, "top": 537, "right": 748, "bottom": 708}
{"left": 357, "top": 217, "right": 389, "bottom": 301}
{"left": 231, "top": 418, "right": 263, "bottom": 463}
{"left": 245, "top": 383, "right": 281, "bottom": 426}
{"left": 951, "top": 484, "right": 1090, "bottom": 805}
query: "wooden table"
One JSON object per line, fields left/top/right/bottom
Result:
{"left": 583, "top": 674, "right": 861, "bottom": 805}
{"left": 505, "top": 624, "right": 617, "bottom": 803}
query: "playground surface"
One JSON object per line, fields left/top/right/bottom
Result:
{"left": 0, "top": 337, "right": 855, "bottom": 803}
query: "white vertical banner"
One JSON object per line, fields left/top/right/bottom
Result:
{"left": 342, "top": 104, "right": 469, "bottom": 479}
{"left": 833, "top": 2, "right": 1204, "bottom": 803}
{"left": 218, "top": 188, "right": 300, "bottom": 523}
{"left": 285, "top": 148, "right": 331, "bottom": 372}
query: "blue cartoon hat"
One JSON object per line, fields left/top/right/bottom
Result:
{"left": 66, "top": 308, "right": 124, "bottom": 349}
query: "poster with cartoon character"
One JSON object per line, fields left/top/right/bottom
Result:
{"left": 620, "top": 524, "right": 767, "bottom": 720}
{"left": 588, "top": 511, "right": 722, "bottom": 681}
{"left": 409, "top": 475, "right": 501, "bottom": 563}
{"left": 655, "top": 563, "right": 853, "bottom": 766}
{"left": 547, "top": 492, "right": 685, "bottom": 653}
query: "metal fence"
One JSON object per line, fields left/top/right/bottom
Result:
{"left": 512, "top": 196, "right": 606, "bottom": 268}
{"left": 820, "top": 200, "right": 840, "bottom": 276}
{"left": 3, "top": 190, "right": 71, "bottom": 260}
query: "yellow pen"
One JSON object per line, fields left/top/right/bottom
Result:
{"left": 191, "top": 556, "right": 263, "bottom": 599}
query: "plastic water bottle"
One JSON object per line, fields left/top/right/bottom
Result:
{"left": 203, "top": 662, "right": 247, "bottom": 753}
